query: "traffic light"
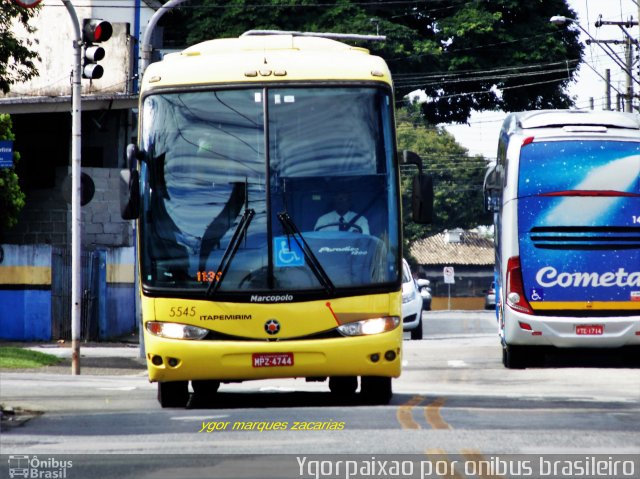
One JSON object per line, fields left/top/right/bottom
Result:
{"left": 82, "top": 19, "right": 113, "bottom": 80}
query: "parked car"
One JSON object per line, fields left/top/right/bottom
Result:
{"left": 417, "top": 278, "right": 432, "bottom": 311}
{"left": 401, "top": 259, "right": 423, "bottom": 340}
{"left": 484, "top": 281, "right": 496, "bottom": 310}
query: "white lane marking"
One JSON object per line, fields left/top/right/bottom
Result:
{"left": 170, "top": 415, "right": 230, "bottom": 421}
{"left": 97, "top": 386, "right": 137, "bottom": 391}
{"left": 447, "top": 360, "right": 467, "bottom": 368}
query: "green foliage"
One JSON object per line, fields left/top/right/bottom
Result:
{"left": 178, "top": 0, "right": 583, "bottom": 123}
{"left": 0, "top": 1, "right": 40, "bottom": 94}
{"left": 397, "top": 105, "right": 491, "bottom": 255}
{"left": 0, "top": 114, "right": 26, "bottom": 235}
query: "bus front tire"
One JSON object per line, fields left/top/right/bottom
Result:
{"left": 360, "top": 376, "right": 392, "bottom": 405}
{"left": 329, "top": 376, "right": 358, "bottom": 396}
{"left": 192, "top": 380, "right": 220, "bottom": 397}
{"left": 157, "top": 381, "right": 189, "bottom": 408}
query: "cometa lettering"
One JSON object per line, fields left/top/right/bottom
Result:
{"left": 536, "top": 266, "right": 640, "bottom": 288}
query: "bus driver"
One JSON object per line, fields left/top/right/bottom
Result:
{"left": 314, "top": 191, "right": 369, "bottom": 234}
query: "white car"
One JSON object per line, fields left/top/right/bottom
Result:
{"left": 401, "top": 259, "right": 423, "bottom": 340}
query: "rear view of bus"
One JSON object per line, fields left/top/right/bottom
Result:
{"left": 485, "top": 110, "right": 640, "bottom": 368}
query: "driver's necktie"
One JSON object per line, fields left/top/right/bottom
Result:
{"left": 339, "top": 216, "right": 347, "bottom": 231}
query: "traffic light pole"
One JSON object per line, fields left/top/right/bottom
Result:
{"left": 139, "top": 0, "right": 187, "bottom": 76}
{"left": 62, "top": 0, "right": 83, "bottom": 375}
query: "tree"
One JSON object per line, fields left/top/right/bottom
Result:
{"left": 180, "top": 0, "right": 583, "bottom": 124}
{"left": 396, "top": 104, "right": 491, "bottom": 254}
{"left": 0, "top": 2, "right": 37, "bottom": 234}
{"left": 0, "top": 114, "right": 26, "bottom": 236}
{"left": 0, "top": 0, "right": 40, "bottom": 94}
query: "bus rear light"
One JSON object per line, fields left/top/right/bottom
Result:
{"left": 519, "top": 321, "right": 532, "bottom": 331}
{"left": 506, "top": 256, "right": 534, "bottom": 315}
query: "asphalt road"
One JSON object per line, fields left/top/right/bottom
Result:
{"left": 1, "top": 311, "right": 639, "bottom": 478}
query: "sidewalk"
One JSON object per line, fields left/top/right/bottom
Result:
{"left": 0, "top": 340, "right": 147, "bottom": 376}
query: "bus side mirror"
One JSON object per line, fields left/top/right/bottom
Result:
{"left": 400, "top": 150, "right": 434, "bottom": 224}
{"left": 413, "top": 174, "right": 433, "bottom": 224}
{"left": 120, "top": 143, "right": 140, "bottom": 220}
{"left": 483, "top": 162, "right": 500, "bottom": 213}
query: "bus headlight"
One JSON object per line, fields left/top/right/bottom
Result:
{"left": 146, "top": 321, "right": 209, "bottom": 340}
{"left": 337, "top": 317, "right": 400, "bottom": 336}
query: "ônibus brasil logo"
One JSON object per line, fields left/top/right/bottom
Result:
{"left": 8, "top": 455, "right": 73, "bottom": 478}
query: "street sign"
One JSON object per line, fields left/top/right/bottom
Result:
{"left": 13, "top": 0, "right": 43, "bottom": 7}
{"left": 0, "top": 141, "right": 14, "bottom": 168}
{"left": 443, "top": 266, "right": 455, "bottom": 284}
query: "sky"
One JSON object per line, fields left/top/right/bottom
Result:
{"left": 443, "top": 0, "right": 639, "bottom": 160}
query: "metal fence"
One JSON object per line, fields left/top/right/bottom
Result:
{"left": 51, "top": 248, "right": 102, "bottom": 341}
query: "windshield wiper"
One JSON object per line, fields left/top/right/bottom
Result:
{"left": 206, "top": 208, "right": 255, "bottom": 297}
{"left": 277, "top": 211, "right": 335, "bottom": 295}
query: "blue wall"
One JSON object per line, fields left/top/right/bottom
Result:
{"left": 0, "top": 244, "right": 136, "bottom": 341}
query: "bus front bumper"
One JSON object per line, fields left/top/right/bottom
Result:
{"left": 144, "top": 330, "right": 402, "bottom": 382}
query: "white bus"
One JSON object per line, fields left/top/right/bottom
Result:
{"left": 484, "top": 110, "right": 640, "bottom": 368}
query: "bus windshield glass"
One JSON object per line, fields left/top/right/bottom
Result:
{"left": 138, "top": 86, "right": 400, "bottom": 296}
{"left": 518, "top": 140, "right": 640, "bottom": 197}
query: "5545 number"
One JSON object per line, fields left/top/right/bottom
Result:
{"left": 169, "top": 306, "right": 196, "bottom": 317}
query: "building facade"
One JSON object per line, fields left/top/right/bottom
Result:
{"left": 0, "top": 0, "right": 162, "bottom": 340}
{"left": 410, "top": 229, "right": 495, "bottom": 310}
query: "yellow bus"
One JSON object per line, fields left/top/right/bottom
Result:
{"left": 120, "top": 30, "right": 432, "bottom": 407}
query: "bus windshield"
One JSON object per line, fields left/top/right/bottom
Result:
{"left": 138, "top": 86, "right": 400, "bottom": 296}
{"left": 518, "top": 140, "right": 640, "bottom": 197}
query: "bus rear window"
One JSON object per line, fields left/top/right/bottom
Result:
{"left": 518, "top": 140, "right": 640, "bottom": 197}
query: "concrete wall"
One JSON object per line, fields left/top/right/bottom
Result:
{"left": 0, "top": 244, "right": 52, "bottom": 340}
{"left": 431, "top": 297, "right": 486, "bottom": 311}
{"left": 4, "top": 167, "right": 134, "bottom": 248}
{"left": 0, "top": 244, "right": 136, "bottom": 341}
{"left": 3, "top": 0, "right": 160, "bottom": 99}
{"left": 5, "top": 16, "right": 131, "bottom": 97}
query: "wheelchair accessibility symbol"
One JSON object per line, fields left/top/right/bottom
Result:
{"left": 530, "top": 288, "right": 544, "bottom": 301}
{"left": 274, "top": 237, "right": 304, "bottom": 267}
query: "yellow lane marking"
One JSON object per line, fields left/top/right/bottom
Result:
{"left": 396, "top": 395, "right": 423, "bottom": 429}
{"left": 425, "top": 397, "right": 451, "bottom": 430}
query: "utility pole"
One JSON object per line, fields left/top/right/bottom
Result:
{"left": 550, "top": 15, "right": 638, "bottom": 110}
{"left": 140, "top": 0, "right": 187, "bottom": 77}
{"left": 625, "top": 36, "right": 633, "bottom": 112}
{"left": 605, "top": 68, "right": 612, "bottom": 110}
{"left": 594, "top": 15, "right": 639, "bottom": 112}
{"left": 60, "top": 0, "right": 83, "bottom": 375}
